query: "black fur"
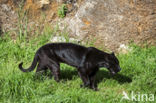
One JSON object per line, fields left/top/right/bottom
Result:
{"left": 19, "top": 43, "right": 121, "bottom": 90}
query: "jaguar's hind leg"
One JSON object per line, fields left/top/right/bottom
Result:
{"left": 36, "top": 62, "right": 47, "bottom": 75}
{"left": 47, "top": 60, "right": 60, "bottom": 82}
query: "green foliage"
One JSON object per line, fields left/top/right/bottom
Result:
{"left": 57, "top": 4, "right": 68, "bottom": 18}
{"left": 17, "top": 2, "right": 29, "bottom": 44}
{"left": 0, "top": 31, "right": 156, "bottom": 102}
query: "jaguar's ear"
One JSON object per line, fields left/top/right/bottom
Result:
{"left": 111, "top": 52, "right": 115, "bottom": 56}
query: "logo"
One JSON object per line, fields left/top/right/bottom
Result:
{"left": 121, "top": 91, "right": 155, "bottom": 102}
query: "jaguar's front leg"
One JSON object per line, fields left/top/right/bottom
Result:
{"left": 78, "top": 70, "right": 90, "bottom": 88}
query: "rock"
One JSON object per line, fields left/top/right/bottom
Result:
{"left": 51, "top": 36, "right": 66, "bottom": 42}
{"left": 62, "top": 0, "right": 156, "bottom": 51}
{"left": 0, "top": 3, "right": 18, "bottom": 34}
{"left": 118, "top": 44, "right": 132, "bottom": 54}
{"left": 39, "top": 0, "right": 50, "bottom": 8}
{"left": 1, "top": 4, "right": 11, "bottom": 11}
{"left": 50, "top": 36, "right": 79, "bottom": 42}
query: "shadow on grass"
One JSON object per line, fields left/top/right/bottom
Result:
{"left": 96, "top": 70, "right": 132, "bottom": 85}
{"left": 60, "top": 69, "right": 78, "bottom": 80}
{"left": 60, "top": 69, "right": 132, "bottom": 85}
{"left": 34, "top": 69, "right": 132, "bottom": 85}
{"left": 33, "top": 69, "right": 78, "bottom": 81}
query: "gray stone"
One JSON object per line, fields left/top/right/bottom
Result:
{"left": 62, "top": 0, "right": 156, "bottom": 51}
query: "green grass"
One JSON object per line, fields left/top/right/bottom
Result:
{"left": 57, "top": 4, "right": 68, "bottom": 18}
{"left": 0, "top": 31, "right": 156, "bottom": 103}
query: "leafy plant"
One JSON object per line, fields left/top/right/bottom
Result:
{"left": 57, "top": 4, "right": 68, "bottom": 18}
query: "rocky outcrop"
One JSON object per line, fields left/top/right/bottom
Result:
{"left": 0, "top": 0, "right": 155, "bottom": 51}
{"left": 63, "top": 0, "right": 156, "bottom": 51}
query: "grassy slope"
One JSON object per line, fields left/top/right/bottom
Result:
{"left": 0, "top": 32, "right": 156, "bottom": 103}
